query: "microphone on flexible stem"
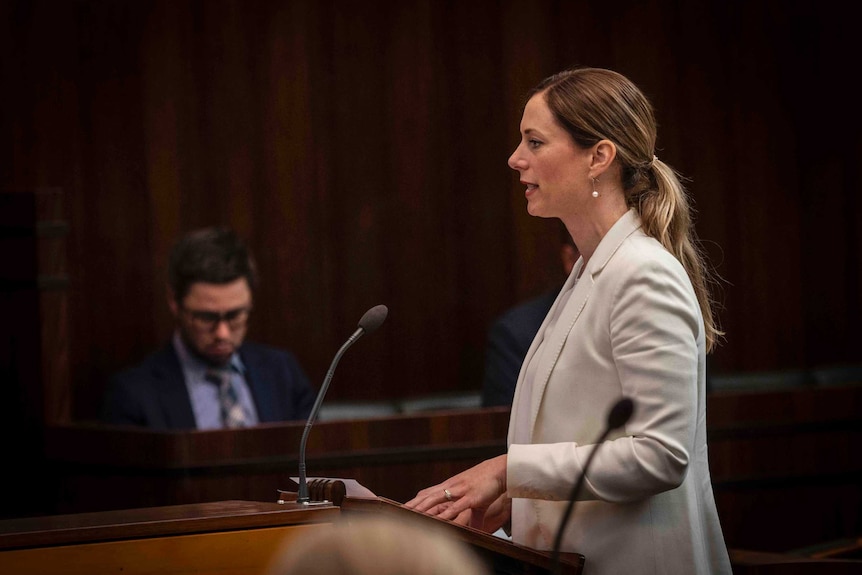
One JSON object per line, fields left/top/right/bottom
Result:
{"left": 296, "top": 304, "right": 389, "bottom": 505}
{"left": 550, "top": 397, "right": 635, "bottom": 575}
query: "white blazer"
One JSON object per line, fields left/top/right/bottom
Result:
{"left": 507, "top": 210, "right": 731, "bottom": 575}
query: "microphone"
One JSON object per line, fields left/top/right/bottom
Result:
{"left": 296, "top": 304, "right": 389, "bottom": 504}
{"left": 550, "top": 397, "right": 635, "bottom": 575}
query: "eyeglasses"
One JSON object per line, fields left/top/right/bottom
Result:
{"left": 181, "top": 306, "right": 252, "bottom": 331}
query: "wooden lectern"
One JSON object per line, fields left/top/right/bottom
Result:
{"left": 0, "top": 500, "right": 338, "bottom": 575}
{"left": 0, "top": 484, "right": 585, "bottom": 575}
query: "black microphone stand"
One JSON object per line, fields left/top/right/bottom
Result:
{"left": 296, "top": 329, "right": 364, "bottom": 504}
{"left": 296, "top": 304, "right": 388, "bottom": 505}
{"left": 550, "top": 397, "right": 634, "bottom": 575}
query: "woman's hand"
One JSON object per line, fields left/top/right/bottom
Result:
{"left": 404, "top": 455, "right": 509, "bottom": 530}
{"left": 477, "top": 492, "right": 512, "bottom": 533}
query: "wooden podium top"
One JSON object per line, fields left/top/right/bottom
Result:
{"left": 0, "top": 500, "right": 339, "bottom": 551}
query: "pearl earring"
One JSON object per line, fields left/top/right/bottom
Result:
{"left": 591, "top": 177, "right": 599, "bottom": 198}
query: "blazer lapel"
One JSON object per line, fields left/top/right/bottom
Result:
{"left": 152, "top": 345, "right": 197, "bottom": 429}
{"left": 525, "top": 210, "right": 643, "bottom": 437}
{"left": 526, "top": 263, "right": 593, "bottom": 436}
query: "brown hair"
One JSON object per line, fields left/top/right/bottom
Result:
{"left": 168, "top": 227, "right": 258, "bottom": 302}
{"left": 530, "top": 67, "right": 723, "bottom": 351}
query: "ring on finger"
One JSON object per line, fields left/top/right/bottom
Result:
{"left": 443, "top": 488, "right": 453, "bottom": 501}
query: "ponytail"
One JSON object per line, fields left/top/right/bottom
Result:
{"left": 632, "top": 160, "right": 723, "bottom": 352}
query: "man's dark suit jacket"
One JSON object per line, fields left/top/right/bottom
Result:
{"left": 101, "top": 341, "right": 316, "bottom": 430}
{"left": 481, "top": 289, "right": 559, "bottom": 408}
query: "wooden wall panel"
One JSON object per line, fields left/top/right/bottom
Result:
{"left": 1, "top": 0, "right": 859, "bottom": 422}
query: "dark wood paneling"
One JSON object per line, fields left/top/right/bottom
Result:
{"left": 707, "top": 385, "right": 862, "bottom": 551}
{"left": 1, "top": 1, "right": 858, "bottom": 419}
{"left": 44, "top": 407, "right": 511, "bottom": 513}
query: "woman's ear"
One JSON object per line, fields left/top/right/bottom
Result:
{"left": 590, "top": 140, "right": 617, "bottom": 176}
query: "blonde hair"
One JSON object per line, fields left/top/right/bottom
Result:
{"left": 530, "top": 67, "right": 723, "bottom": 351}
{"left": 267, "top": 515, "right": 489, "bottom": 575}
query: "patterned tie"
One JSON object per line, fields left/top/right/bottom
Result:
{"left": 205, "top": 368, "right": 249, "bottom": 428}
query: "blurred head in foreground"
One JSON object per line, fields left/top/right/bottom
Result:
{"left": 267, "top": 514, "right": 489, "bottom": 575}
